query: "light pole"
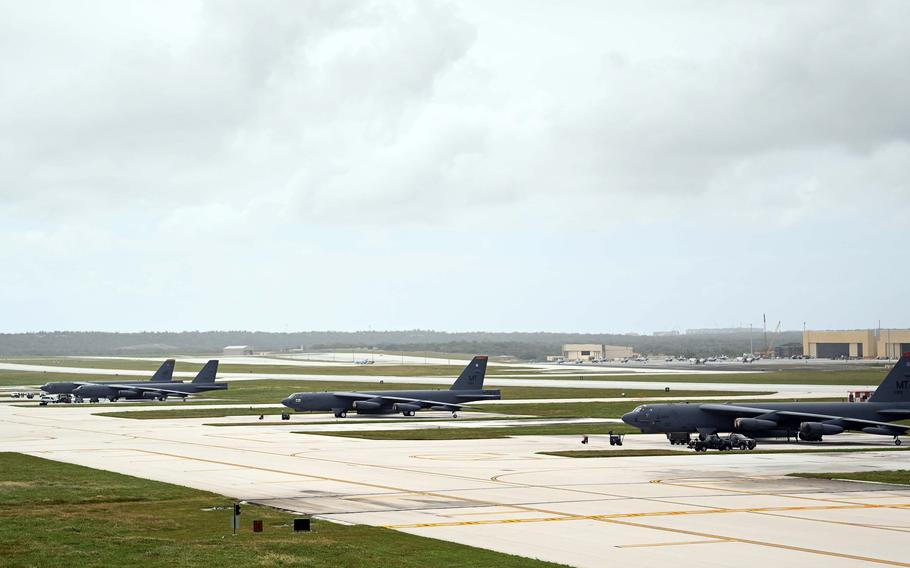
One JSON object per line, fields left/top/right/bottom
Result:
{"left": 803, "top": 321, "right": 807, "bottom": 363}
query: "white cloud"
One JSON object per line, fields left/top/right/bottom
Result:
{"left": 1, "top": 0, "right": 908, "bottom": 332}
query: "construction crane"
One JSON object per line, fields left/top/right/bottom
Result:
{"left": 763, "top": 321, "right": 782, "bottom": 358}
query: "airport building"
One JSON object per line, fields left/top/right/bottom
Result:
{"left": 562, "top": 343, "right": 634, "bottom": 361}
{"left": 803, "top": 329, "right": 910, "bottom": 359}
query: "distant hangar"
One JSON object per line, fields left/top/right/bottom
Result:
{"left": 803, "top": 329, "right": 910, "bottom": 359}
{"left": 562, "top": 343, "right": 634, "bottom": 361}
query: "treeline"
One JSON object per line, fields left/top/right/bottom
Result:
{"left": 0, "top": 330, "right": 803, "bottom": 359}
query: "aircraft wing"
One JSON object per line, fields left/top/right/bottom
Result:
{"left": 93, "top": 383, "right": 192, "bottom": 396}
{"left": 701, "top": 404, "right": 910, "bottom": 433}
{"left": 376, "top": 395, "right": 469, "bottom": 409}
{"left": 773, "top": 411, "right": 910, "bottom": 433}
{"left": 332, "top": 392, "right": 380, "bottom": 400}
{"left": 333, "top": 392, "right": 469, "bottom": 409}
{"left": 700, "top": 404, "right": 774, "bottom": 416}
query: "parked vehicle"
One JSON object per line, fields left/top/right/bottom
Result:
{"left": 688, "top": 433, "right": 757, "bottom": 452}
{"left": 666, "top": 432, "right": 691, "bottom": 445}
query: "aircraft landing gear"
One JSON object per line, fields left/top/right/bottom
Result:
{"left": 895, "top": 436, "right": 902, "bottom": 446}
{"left": 334, "top": 410, "right": 347, "bottom": 418}
{"left": 452, "top": 412, "right": 458, "bottom": 418}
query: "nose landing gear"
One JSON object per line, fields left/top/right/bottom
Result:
{"left": 895, "top": 436, "right": 902, "bottom": 446}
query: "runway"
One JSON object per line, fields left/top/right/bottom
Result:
{"left": 0, "top": 361, "right": 873, "bottom": 396}
{"left": 1, "top": 402, "right": 907, "bottom": 567}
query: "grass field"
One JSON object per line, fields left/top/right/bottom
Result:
{"left": 541, "top": 447, "right": 910, "bottom": 458}
{"left": 3, "top": 357, "right": 894, "bottom": 387}
{"left": 294, "top": 422, "right": 639, "bottom": 440}
{"left": 539, "top": 367, "right": 891, "bottom": 386}
{"left": 790, "top": 469, "right": 910, "bottom": 485}
{"left": 488, "top": 397, "right": 842, "bottom": 419}
{"left": 0, "top": 370, "right": 134, "bottom": 388}
{"left": 0, "top": 452, "right": 563, "bottom": 568}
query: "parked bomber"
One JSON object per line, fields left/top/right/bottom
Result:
{"left": 622, "top": 354, "right": 910, "bottom": 445}
{"left": 41, "top": 359, "right": 177, "bottom": 395}
{"left": 42, "top": 360, "right": 225, "bottom": 402}
{"left": 281, "top": 355, "right": 500, "bottom": 417}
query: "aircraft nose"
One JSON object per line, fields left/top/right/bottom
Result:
{"left": 281, "top": 397, "right": 293, "bottom": 408}
{"left": 621, "top": 411, "right": 637, "bottom": 425}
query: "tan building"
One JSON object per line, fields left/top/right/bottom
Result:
{"left": 803, "top": 329, "right": 910, "bottom": 359}
{"left": 878, "top": 329, "right": 910, "bottom": 359}
{"left": 562, "top": 343, "right": 634, "bottom": 361}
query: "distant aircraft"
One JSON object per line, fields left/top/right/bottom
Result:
{"left": 281, "top": 355, "right": 499, "bottom": 417}
{"left": 41, "top": 359, "right": 176, "bottom": 395}
{"left": 622, "top": 355, "right": 910, "bottom": 445}
{"left": 42, "top": 360, "right": 226, "bottom": 402}
{"left": 354, "top": 358, "right": 374, "bottom": 365}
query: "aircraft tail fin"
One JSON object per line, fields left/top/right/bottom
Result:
{"left": 869, "top": 354, "right": 910, "bottom": 403}
{"left": 192, "top": 360, "right": 219, "bottom": 383}
{"left": 450, "top": 356, "right": 488, "bottom": 391}
{"left": 150, "top": 359, "right": 176, "bottom": 382}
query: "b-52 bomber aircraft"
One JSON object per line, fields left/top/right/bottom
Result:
{"left": 281, "top": 355, "right": 500, "bottom": 417}
{"left": 41, "top": 359, "right": 177, "bottom": 396}
{"left": 41, "top": 360, "right": 225, "bottom": 402}
{"left": 622, "top": 354, "right": 910, "bottom": 445}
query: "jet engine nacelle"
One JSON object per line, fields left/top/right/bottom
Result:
{"left": 862, "top": 426, "right": 895, "bottom": 436}
{"left": 353, "top": 401, "right": 381, "bottom": 411}
{"left": 799, "top": 422, "right": 844, "bottom": 440}
{"left": 141, "top": 392, "right": 162, "bottom": 400}
{"left": 72, "top": 385, "right": 113, "bottom": 399}
{"left": 392, "top": 403, "right": 421, "bottom": 413}
{"left": 116, "top": 390, "right": 138, "bottom": 398}
{"left": 430, "top": 405, "right": 454, "bottom": 411}
{"left": 734, "top": 418, "right": 778, "bottom": 431}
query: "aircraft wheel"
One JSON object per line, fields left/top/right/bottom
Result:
{"left": 452, "top": 412, "right": 457, "bottom": 418}
{"left": 341, "top": 411, "right": 347, "bottom": 418}
{"left": 739, "top": 443, "right": 747, "bottom": 450}
{"left": 896, "top": 438, "right": 902, "bottom": 446}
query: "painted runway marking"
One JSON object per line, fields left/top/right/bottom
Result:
{"left": 616, "top": 539, "right": 729, "bottom": 548}
{"left": 384, "top": 501, "right": 910, "bottom": 529}
{"left": 600, "top": 517, "right": 910, "bottom": 567}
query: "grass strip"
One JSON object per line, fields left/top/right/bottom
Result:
{"left": 293, "top": 422, "right": 639, "bottom": 440}
{"left": 790, "top": 469, "right": 910, "bottom": 485}
{"left": 0, "top": 452, "right": 564, "bottom": 568}
{"left": 92, "top": 388, "right": 770, "bottom": 418}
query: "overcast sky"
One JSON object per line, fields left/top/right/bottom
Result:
{"left": 2, "top": 1, "right": 908, "bottom": 334}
